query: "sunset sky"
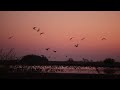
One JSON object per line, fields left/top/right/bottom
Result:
{"left": 0, "top": 11, "right": 120, "bottom": 61}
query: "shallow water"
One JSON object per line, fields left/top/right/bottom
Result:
{"left": 9, "top": 65, "right": 120, "bottom": 74}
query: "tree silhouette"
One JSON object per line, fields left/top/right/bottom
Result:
{"left": 20, "top": 54, "right": 48, "bottom": 65}
{"left": 103, "top": 58, "right": 115, "bottom": 65}
{"left": 103, "top": 58, "right": 116, "bottom": 74}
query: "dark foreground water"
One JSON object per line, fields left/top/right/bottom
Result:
{"left": 9, "top": 65, "right": 120, "bottom": 75}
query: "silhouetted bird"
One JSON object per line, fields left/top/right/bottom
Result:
{"left": 74, "top": 44, "right": 79, "bottom": 47}
{"left": 81, "top": 37, "right": 85, "bottom": 40}
{"left": 66, "top": 56, "right": 68, "bottom": 57}
{"left": 33, "top": 27, "right": 37, "bottom": 30}
{"left": 40, "top": 32, "right": 44, "bottom": 35}
{"left": 101, "top": 38, "right": 107, "bottom": 40}
{"left": 70, "top": 37, "right": 75, "bottom": 40}
{"left": 46, "top": 48, "right": 50, "bottom": 51}
{"left": 53, "top": 50, "right": 57, "bottom": 53}
{"left": 8, "top": 36, "right": 14, "bottom": 39}
{"left": 37, "top": 28, "right": 40, "bottom": 32}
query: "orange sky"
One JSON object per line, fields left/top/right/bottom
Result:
{"left": 0, "top": 11, "right": 120, "bottom": 61}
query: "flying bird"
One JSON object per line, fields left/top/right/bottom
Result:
{"left": 37, "top": 28, "right": 40, "bottom": 32}
{"left": 8, "top": 36, "right": 14, "bottom": 39}
{"left": 46, "top": 48, "right": 50, "bottom": 51}
{"left": 101, "top": 38, "right": 107, "bottom": 40}
{"left": 33, "top": 27, "right": 37, "bottom": 30}
{"left": 53, "top": 50, "right": 57, "bottom": 53}
{"left": 74, "top": 44, "right": 79, "bottom": 47}
{"left": 40, "top": 32, "right": 44, "bottom": 35}
{"left": 81, "top": 37, "right": 85, "bottom": 40}
{"left": 70, "top": 37, "right": 75, "bottom": 40}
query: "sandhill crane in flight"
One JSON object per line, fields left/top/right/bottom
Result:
{"left": 53, "top": 50, "right": 57, "bottom": 53}
{"left": 70, "top": 37, "right": 75, "bottom": 40}
{"left": 37, "top": 28, "right": 40, "bottom": 32}
{"left": 74, "top": 44, "right": 79, "bottom": 47}
{"left": 33, "top": 27, "right": 37, "bottom": 30}
{"left": 8, "top": 36, "right": 14, "bottom": 39}
{"left": 81, "top": 37, "right": 85, "bottom": 40}
{"left": 101, "top": 38, "right": 107, "bottom": 40}
{"left": 40, "top": 32, "right": 44, "bottom": 35}
{"left": 46, "top": 48, "right": 50, "bottom": 51}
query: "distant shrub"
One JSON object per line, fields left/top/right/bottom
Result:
{"left": 20, "top": 54, "right": 48, "bottom": 65}
{"left": 82, "top": 58, "right": 89, "bottom": 62}
{"left": 67, "top": 58, "right": 74, "bottom": 62}
{"left": 103, "top": 58, "right": 115, "bottom": 64}
{"left": 103, "top": 58, "right": 116, "bottom": 74}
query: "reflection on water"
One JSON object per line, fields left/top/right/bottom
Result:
{"left": 9, "top": 65, "right": 120, "bottom": 74}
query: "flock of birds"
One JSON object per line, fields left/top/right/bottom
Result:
{"left": 33, "top": 26, "right": 44, "bottom": 36}
{"left": 33, "top": 26, "right": 58, "bottom": 53}
{"left": 7, "top": 26, "right": 107, "bottom": 59}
